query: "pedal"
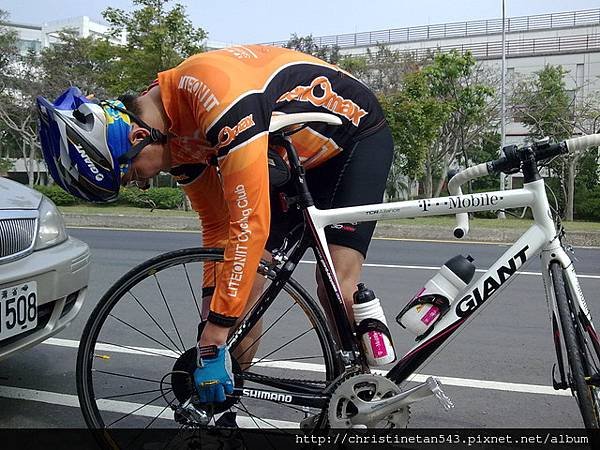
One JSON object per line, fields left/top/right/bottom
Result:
{"left": 426, "top": 377, "right": 454, "bottom": 410}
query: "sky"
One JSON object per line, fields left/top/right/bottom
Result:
{"left": 3, "top": 0, "right": 600, "bottom": 44}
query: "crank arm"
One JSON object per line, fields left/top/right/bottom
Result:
{"left": 358, "top": 377, "right": 454, "bottom": 423}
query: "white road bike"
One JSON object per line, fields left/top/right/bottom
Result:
{"left": 76, "top": 113, "right": 600, "bottom": 448}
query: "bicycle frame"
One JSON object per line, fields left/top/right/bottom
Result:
{"left": 228, "top": 135, "right": 600, "bottom": 414}
{"left": 302, "top": 177, "right": 599, "bottom": 384}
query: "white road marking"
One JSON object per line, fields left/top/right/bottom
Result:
{"left": 298, "top": 260, "right": 600, "bottom": 279}
{"left": 41, "top": 338, "right": 571, "bottom": 397}
{"left": 0, "top": 385, "right": 298, "bottom": 428}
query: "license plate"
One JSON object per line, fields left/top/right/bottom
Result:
{"left": 0, "top": 281, "right": 37, "bottom": 341}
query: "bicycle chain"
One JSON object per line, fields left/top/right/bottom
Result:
{"left": 241, "top": 371, "right": 328, "bottom": 387}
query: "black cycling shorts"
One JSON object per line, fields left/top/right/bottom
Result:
{"left": 266, "top": 125, "right": 394, "bottom": 258}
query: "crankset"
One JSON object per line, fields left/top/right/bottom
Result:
{"left": 327, "top": 373, "right": 453, "bottom": 429}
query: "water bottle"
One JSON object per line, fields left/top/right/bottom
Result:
{"left": 396, "top": 255, "right": 476, "bottom": 340}
{"left": 352, "top": 283, "right": 396, "bottom": 366}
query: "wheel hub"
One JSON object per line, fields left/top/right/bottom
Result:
{"left": 171, "top": 347, "right": 243, "bottom": 415}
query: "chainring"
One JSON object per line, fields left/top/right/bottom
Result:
{"left": 327, "top": 373, "right": 410, "bottom": 429}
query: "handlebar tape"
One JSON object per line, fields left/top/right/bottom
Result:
{"left": 565, "top": 134, "right": 600, "bottom": 153}
{"left": 447, "top": 163, "right": 489, "bottom": 239}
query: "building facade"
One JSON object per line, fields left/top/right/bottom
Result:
{"left": 266, "top": 8, "right": 600, "bottom": 141}
{"left": 3, "top": 16, "right": 126, "bottom": 54}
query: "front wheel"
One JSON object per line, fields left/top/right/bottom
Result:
{"left": 551, "top": 262, "right": 600, "bottom": 428}
{"left": 76, "top": 247, "right": 339, "bottom": 447}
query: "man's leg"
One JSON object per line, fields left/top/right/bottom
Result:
{"left": 309, "top": 126, "right": 394, "bottom": 327}
{"left": 316, "top": 244, "right": 364, "bottom": 326}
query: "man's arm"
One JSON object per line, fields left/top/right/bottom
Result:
{"left": 200, "top": 132, "right": 271, "bottom": 346}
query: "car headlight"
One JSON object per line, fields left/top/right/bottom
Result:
{"left": 34, "top": 197, "right": 68, "bottom": 250}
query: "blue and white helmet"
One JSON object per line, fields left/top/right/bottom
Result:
{"left": 37, "top": 86, "right": 166, "bottom": 203}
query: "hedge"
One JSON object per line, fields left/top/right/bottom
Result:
{"left": 574, "top": 186, "right": 600, "bottom": 221}
{"left": 118, "top": 187, "right": 185, "bottom": 209}
{"left": 34, "top": 185, "right": 185, "bottom": 209}
{"left": 34, "top": 185, "right": 79, "bottom": 206}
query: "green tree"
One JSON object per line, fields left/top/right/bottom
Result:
{"left": 284, "top": 33, "right": 340, "bottom": 64}
{"left": 573, "top": 149, "right": 600, "bottom": 221}
{"left": 37, "top": 31, "right": 119, "bottom": 99}
{"left": 0, "top": 52, "right": 43, "bottom": 186}
{"left": 337, "top": 54, "right": 369, "bottom": 77}
{"left": 379, "top": 69, "right": 449, "bottom": 199}
{"left": 103, "top": 0, "right": 207, "bottom": 93}
{"left": 422, "top": 50, "right": 496, "bottom": 198}
{"left": 469, "top": 131, "right": 501, "bottom": 193}
{"left": 511, "top": 64, "right": 600, "bottom": 220}
{"left": 0, "top": 11, "right": 43, "bottom": 185}
{"left": 512, "top": 65, "right": 573, "bottom": 140}
{"left": 0, "top": 10, "right": 19, "bottom": 173}
{"left": 0, "top": 10, "right": 18, "bottom": 79}
{"left": 361, "top": 45, "right": 420, "bottom": 95}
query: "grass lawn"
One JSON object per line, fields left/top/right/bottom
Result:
{"left": 386, "top": 216, "right": 600, "bottom": 232}
{"left": 59, "top": 205, "right": 197, "bottom": 217}
{"left": 58, "top": 205, "right": 600, "bottom": 232}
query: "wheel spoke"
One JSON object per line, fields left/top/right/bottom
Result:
{"left": 154, "top": 274, "right": 186, "bottom": 352}
{"left": 102, "top": 388, "right": 167, "bottom": 400}
{"left": 106, "top": 391, "right": 171, "bottom": 428}
{"left": 144, "top": 394, "right": 177, "bottom": 429}
{"left": 244, "top": 328, "right": 314, "bottom": 369}
{"left": 108, "top": 313, "right": 182, "bottom": 356}
{"left": 93, "top": 369, "right": 170, "bottom": 385}
{"left": 128, "top": 290, "right": 186, "bottom": 355}
{"left": 235, "top": 401, "right": 283, "bottom": 441}
{"left": 237, "top": 301, "right": 297, "bottom": 360}
{"left": 96, "top": 340, "right": 178, "bottom": 359}
{"left": 254, "top": 355, "right": 325, "bottom": 363}
{"left": 183, "top": 263, "right": 202, "bottom": 319}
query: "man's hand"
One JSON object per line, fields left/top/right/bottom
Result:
{"left": 194, "top": 345, "right": 234, "bottom": 403}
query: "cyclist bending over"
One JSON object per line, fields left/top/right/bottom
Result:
{"left": 37, "top": 45, "right": 393, "bottom": 417}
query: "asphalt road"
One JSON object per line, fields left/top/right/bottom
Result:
{"left": 1, "top": 227, "right": 600, "bottom": 431}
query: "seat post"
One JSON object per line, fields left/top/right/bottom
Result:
{"left": 273, "top": 134, "right": 314, "bottom": 208}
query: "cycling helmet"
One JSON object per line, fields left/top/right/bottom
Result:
{"left": 37, "top": 86, "right": 166, "bottom": 202}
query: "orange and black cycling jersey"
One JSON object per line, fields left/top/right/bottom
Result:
{"left": 158, "top": 45, "right": 386, "bottom": 327}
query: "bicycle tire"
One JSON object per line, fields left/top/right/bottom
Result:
{"left": 551, "top": 261, "right": 600, "bottom": 429}
{"left": 76, "top": 247, "right": 339, "bottom": 443}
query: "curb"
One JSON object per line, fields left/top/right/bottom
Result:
{"left": 62, "top": 213, "right": 600, "bottom": 247}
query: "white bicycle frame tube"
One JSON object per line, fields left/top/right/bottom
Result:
{"left": 305, "top": 178, "right": 595, "bottom": 368}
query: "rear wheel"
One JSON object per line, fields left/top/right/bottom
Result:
{"left": 551, "top": 262, "right": 600, "bottom": 429}
{"left": 76, "top": 248, "right": 340, "bottom": 448}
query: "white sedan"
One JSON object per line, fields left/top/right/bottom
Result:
{"left": 0, "top": 177, "right": 89, "bottom": 360}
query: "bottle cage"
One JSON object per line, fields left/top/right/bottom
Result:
{"left": 395, "top": 294, "right": 451, "bottom": 342}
